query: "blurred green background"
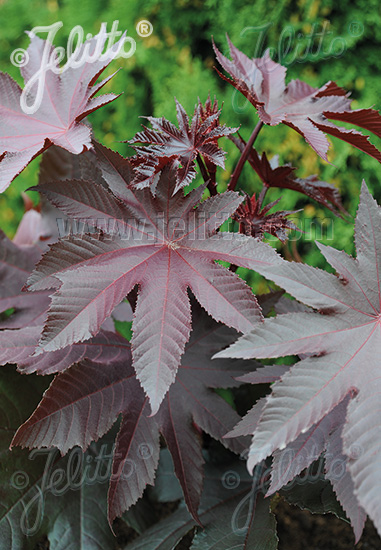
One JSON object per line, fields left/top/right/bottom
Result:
{"left": 0, "top": 0, "right": 380, "bottom": 289}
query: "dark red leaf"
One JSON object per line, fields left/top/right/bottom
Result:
{"left": 230, "top": 134, "right": 347, "bottom": 216}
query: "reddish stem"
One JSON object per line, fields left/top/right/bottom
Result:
{"left": 197, "top": 154, "right": 217, "bottom": 196}
{"left": 228, "top": 120, "right": 264, "bottom": 191}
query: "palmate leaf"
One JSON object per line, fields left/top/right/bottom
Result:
{"left": 12, "top": 305, "right": 254, "bottom": 525}
{"left": 216, "top": 182, "right": 381, "bottom": 538}
{"left": 230, "top": 384, "right": 366, "bottom": 541}
{"left": 128, "top": 98, "right": 238, "bottom": 192}
{"left": 28, "top": 162, "right": 281, "bottom": 413}
{"left": 214, "top": 36, "right": 381, "bottom": 163}
{"left": 0, "top": 26, "right": 124, "bottom": 192}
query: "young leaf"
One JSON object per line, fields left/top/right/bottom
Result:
{"left": 230, "top": 135, "right": 347, "bottom": 216}
{"left": 0, "top": 26, "right": 124, "bottom": 192}
{"left": 214, "top": 36, "right": 381, "bottom": 162}
{"left": 216, "top": 182, "right": 381, "bottom": 537}
{"left": 28, "top": 166, "right": 281, "bottom": 413}
{"left": 128, "top": 98, "right": 237, "bottom": 192}
{"left": 234, "top": 192, "right": 299, "bottom": 242}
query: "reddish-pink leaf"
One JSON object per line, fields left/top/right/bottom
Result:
{"left": 0, "top": 26, "right": 124, "bottom": 192}
{"left": 214, "top": 36, "right": 381, "bottom": 162}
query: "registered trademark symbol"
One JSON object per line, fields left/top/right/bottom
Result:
{"left": 136, "top": 20, "right": 153, "bottom": 38}
{"left": 348, "top": 21, "right": 364, "bottom": 37}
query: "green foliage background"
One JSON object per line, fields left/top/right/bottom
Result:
{"left": 0, "top": 0, "right": 380, "bottom": 288}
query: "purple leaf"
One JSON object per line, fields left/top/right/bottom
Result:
{"left": 216, "top": 182, "right": 381, "bottom": 537}
{"left": 29, "top": 166, "right": 281, "bottom": 412}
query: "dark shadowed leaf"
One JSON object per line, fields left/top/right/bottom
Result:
{"left": 125, "top": 450, "right": 278, "bottom": 550}
{"left": 12, "top": 305, "right": 253, "bottom": 525}
{"left": 0, "top": 367, "right": 51, "bottom": 549}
